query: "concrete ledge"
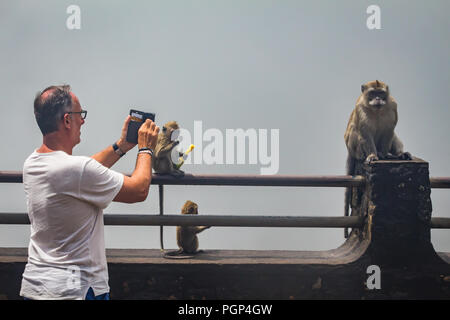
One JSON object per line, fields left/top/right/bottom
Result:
{"left": 0, "top": 240, "right": 373, "bottom": 300}
{"left": 1, "top": 242, "right": 449, "bottom": 300}
{"left": 2, "top": 247, "right": 448, "bottom": 265}
{"left": 0, "top": 234, "right": 367, "bottom": 266}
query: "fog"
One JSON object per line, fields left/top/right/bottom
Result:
{"left": 0, "top": 0, "right": 449, "bottom": 251}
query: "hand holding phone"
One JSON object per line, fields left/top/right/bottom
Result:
{"left": 126, "top": 109, "right": 156, "bottom": 144}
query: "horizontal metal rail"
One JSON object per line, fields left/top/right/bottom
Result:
{"left": 0, "top": 171, "right": 22, "bottom": 183}
{"left": 430, "top": 218, "right": 450, "bottom": 229}
{"left": 0, "top": 213, "right": 448, "bottom": 229}
{"left": 429, "top": 177, "right": 450, "bottom": 188}
{"left": 1, "top": 171, "right": 449, "bottom": 188}
{"left": 109, "top": 215, "right": 364, "bottom": 228}
{"left": 0, "top": 171, "right": 365, "bottom": 187}
{"left": 0, "top": 213, "right": 363, "bottom": 228}
{"left": 141, "top": 174, "right": 367, "bottom": 187}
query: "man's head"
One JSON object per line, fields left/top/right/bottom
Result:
{"left": 34, "top": 85, "right": 85, "bottom": 146}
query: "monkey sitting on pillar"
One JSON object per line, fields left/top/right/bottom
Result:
{"left": 343, "top": 80, "right": 412, "bottom": 236}
{"left": 152, "top": 121, "right": 185, "bottom": 177}
{"left": 163, "top": 200, "right": 210, "bottom": 259}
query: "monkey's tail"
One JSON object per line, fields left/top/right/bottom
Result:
{"left": 344, "top": 155, "right": 355, "bottom": 238}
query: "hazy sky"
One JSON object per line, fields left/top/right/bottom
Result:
{"left": 0, "top": 0, "right": 449, "bottom": 252}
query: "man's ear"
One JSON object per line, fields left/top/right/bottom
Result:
{"left": 63, "top": 114, "right": 71, "bottom": 128}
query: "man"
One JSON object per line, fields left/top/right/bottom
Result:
{"left": 20, "top": 85, "right": 159, "bottom": 300}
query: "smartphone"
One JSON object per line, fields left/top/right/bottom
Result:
{"left": 126, "top": 109, "right": 156, "bottom": 144}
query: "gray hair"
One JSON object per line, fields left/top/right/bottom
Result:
{"left": 33, "top": 85, "right": 73, "bottom": 135}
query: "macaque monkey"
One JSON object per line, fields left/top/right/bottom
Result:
{"left": 344, "top": 80, "right": 411, "bottom": 235}
{"left": 152, "top": 121, "right": 184, "bottom": 177}
{"left": 176, "top": 200, "right": 210, "bottom": 254}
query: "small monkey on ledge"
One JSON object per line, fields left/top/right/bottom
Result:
{"left": 177, "top": 200, "right": 210, "bottom": 253}
{"left": 163, "top": 200, "right": 210, "bottom": 259}
{"left": 344, "top": 80, "right": 412, "bottom": 236}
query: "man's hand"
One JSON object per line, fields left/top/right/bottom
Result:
{"left": 91, "top": 116, "right": 159, "bottom": 169}
{"left": 116, "top": 115, "right": 137, "bottom": 153}
{"left": 138, "top": 119, "right": 159, "bottom": 150}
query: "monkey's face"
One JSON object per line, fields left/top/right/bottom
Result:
{"left": 367, "top": 88, "right": 388, "bottom": 107}
{"left": 181, "top": 201, "right": 198, "bottom": 215}
{"left": 161, "top": 121, "right": 180, "bottom": 141}
{"left": 362, "top": 80, "right": 389, "bottom": 108}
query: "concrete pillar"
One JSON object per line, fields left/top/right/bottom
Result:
{"left": 351, "top": 158, "right": 438, "bottom": 265}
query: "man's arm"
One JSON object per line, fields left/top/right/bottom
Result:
{"left": 113, "top": 152, "right": 152, "bottom": 203}
{"left": 91, "top": 140, "right": 129, "bottom": 169}
{"left": 113, "top": 119, "right": 159, "bottom": 203}
{"left": 91, "top": 116, "right": 136, "bottom": 168}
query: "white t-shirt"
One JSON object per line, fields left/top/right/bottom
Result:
{"left": 20, "top": 150, "right": 124, "bottom": 300}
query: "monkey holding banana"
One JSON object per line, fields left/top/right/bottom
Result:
{"left": 152, "top": 121, "right": 185, "bottom": 177}
{"left": 344, "top": 80, "right": 411, "bottom": 230}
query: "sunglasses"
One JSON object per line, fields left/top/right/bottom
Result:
{"left": 67, "top": 110, "right": 88, "bottom": 119}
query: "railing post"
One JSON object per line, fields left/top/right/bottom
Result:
{"left": 159, "top": 184, "right": 164, "bottom": 251}
{"left": 356, "top": 158, "right": 439, "bottom": 265}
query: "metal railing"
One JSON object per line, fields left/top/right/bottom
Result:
{"left": 1, "top": 171, "right": 449, "bottom": 250}
{"left": 2, "top": 170, "right": 449, "bottom": 187}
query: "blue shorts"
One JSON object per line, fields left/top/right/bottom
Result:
{"left": 85, "top": 287, "right": 110, "bottom": 300}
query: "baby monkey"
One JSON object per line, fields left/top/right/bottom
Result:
{"left": 176, "top": 200, "right": 210, "bottom": 254}
{"left": 163, "top": 200, "right": 210, "bottom": 259}
{"left": 152, "top": 121, "right": 184, "bottom": 177}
